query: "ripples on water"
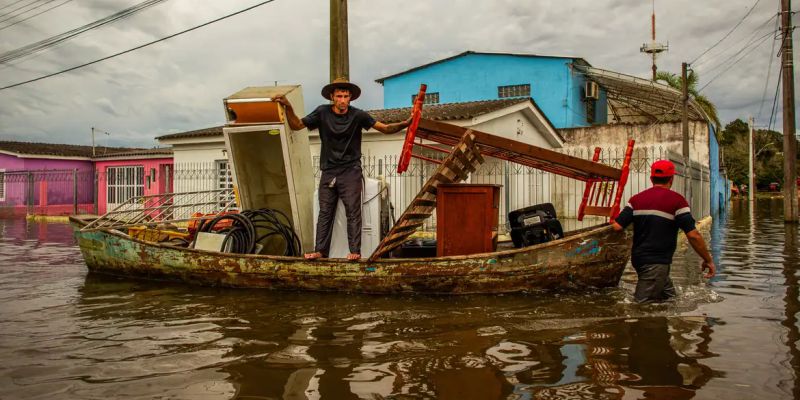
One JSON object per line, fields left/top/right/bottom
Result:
{"left": 0, "top": 201, "right": 797, "bottom": 399}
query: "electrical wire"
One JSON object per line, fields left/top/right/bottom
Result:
{"left": 0, "top": 0, "right": 31, "bottom": 12}
{"left": 0, "top": 0, "right": 74, "bottom": 32}
{"left": 0, "top": 0, "right": 59, "bottom": 24}
{"left": 690, "top": 0, "right": 763, "bottom": 65}
{"left": 0, "top": 0, "right": 277, "bottom": 91}
{"left": 194, "top": 208, "right": 301, "bottom": 256}
{"left": 697, "top": 29, "right": 776, "bottom": 92}
{"left": 694, "top": 12, "right": 777, "bottom": 70}
{"left": 0, "top": 0, "right": 169, "bottom": 65}
{"left": 756, "top": 12, "right": 781, "bottom": 122}
{"left": 0, "top": 0, "right": 46, "bottom": 19}
{"left": 767, "top": 70, "right": 782, "bottom": 131}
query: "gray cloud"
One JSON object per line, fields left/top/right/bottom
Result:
{"left": 0, "top": 0, "right": 797, "bottom": 148}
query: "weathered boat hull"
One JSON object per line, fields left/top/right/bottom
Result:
{"left": 70, "top": 217, "right": 631, "bottom": 295}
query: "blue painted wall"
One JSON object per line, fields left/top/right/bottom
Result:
{"left": 380, "top": 53, "right": 605, "bottom": 128}
{"left": 708, "top": 125, "right": 729, "bottom": 215}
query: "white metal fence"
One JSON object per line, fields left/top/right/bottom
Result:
{"left": 171, "top": 146, "right": 711, "bottom": 234}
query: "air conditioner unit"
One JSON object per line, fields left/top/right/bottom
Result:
{"left": 585, "top": 81, "right": 599, "bottom": 100}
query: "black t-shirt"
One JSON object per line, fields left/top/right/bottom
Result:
{"left": 301, "top": 105, "right": 376, "bottom": 171}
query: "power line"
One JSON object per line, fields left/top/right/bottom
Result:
{"left": 757, "top": 13, "right": 781, "bottom": 122}
{"left": 0, "top": 0, "right": 278, "bottom": 91}
{"left": 0, "top": 0, "right": 60, "bottom": 25}
{"left": 767, "top": 69, "right": 782, "bottom": 131}
{"left": 694, "top": 12, "right": 776, "bottom": 70}
{"left": 0, "top": 0, "right": 169, "bottom": 65}
{"left": 0, "top": 0, "right": 73, "bottom": 31}
{"left": 690, "top": 0, "right": 763, "bottom": 65}
{"left": 698, "top": 29, "right": 775, "bottom": 92}
{"left": 0, "top": 0, "right": 47, "bottom": 20}
{"left": 0, "top": 0, "right": 30, "bottom": 12}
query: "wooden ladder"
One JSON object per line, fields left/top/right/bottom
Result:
{"left": 368, "top": 131, "right": 484, "bottom": 261}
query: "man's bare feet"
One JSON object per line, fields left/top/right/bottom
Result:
{"left": 304, "top": 252, "right": 323, "bottom": 260}
{"left": 346, "top": 253, "right": 361, "bottom": 261}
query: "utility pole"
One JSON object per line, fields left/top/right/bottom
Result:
{"left": 681, "top": 62, "right": 690, "bottom": 159}
{"left": 749, "top": 116, "right": 756, "bottom": 202}
{"left": 330, "top": 0, "right": 349, "bottom": 81}
{"left": 91, "top": 127, "right": 95, "bottom": 157}
{"left": 781, "top": 0, "right": 798, "bottom": 222}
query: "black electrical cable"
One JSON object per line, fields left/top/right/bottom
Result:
{"left": 0, "top": 0, "right": 74, "bottom": 32}
{"left": 193, "top": 208, "right": 301, "bottom": 256}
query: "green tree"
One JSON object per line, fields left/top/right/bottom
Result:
{"left": 655, "top": 70, "right": 721, "bottom": 132}
{"left": 720, "top": 118, "right": 788, "bottom": 187}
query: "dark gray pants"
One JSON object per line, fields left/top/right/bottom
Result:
{"left": 633, "top": 263, "right": 676, "bottom": 303}
{"left": 315, "top": 166, "right": 362, "bottom": 256}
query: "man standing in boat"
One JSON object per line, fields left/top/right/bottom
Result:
{"left": 273, "top": 78, "right": 411, "bottom": 261}
{"left": 611, "top": 160, "right": 716, "bottom": 303}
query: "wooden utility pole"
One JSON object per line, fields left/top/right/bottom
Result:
{"left": 681, "top": 62, "right": 690, "bottom": 158}
{"left": 781, "top": 0, "right": 798, "bottom": 222}
{"left": 330, "top": 0, "right": 349, "bottom": 82}
{"left": 749, "top": 116, "right": 756, "bottom": 202}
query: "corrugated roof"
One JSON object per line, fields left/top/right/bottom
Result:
{"left": 153, "top": 99, "right": 532, "bottom": 140}
{"left": 573, "top": 65, "right": 710, "bottom": 125}
{"left": 155, "top": 126, "right": 224, "bottom": 141}
{"left": 0, "top": 141, "right": 136, "bottom": 158}
{"left": 92, "top": 148, "right": 173, "bottom": 159}
{"left": 375, "top": 50, "right": 591, "bottom": 83}
{"left": 367, "top": 98, "right": 531, "bottom": 123}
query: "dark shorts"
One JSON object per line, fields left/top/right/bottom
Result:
{"left": 633, "top": 263, "right": 676, "bottom": 303}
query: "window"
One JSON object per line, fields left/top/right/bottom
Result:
{"left": 0, "top": 170, "right": 5, "bottom": 202}
{"left": 215, "top": 160, "right": 235, "bottom": 207}
{"left": 107, "top": 166, "right": 144, "bottom": 205}
{"left": 497, "top": 84, "right": 531, "bottom": 98}
{"left": 412, "top": 92, "right": 440, "bottom": 105}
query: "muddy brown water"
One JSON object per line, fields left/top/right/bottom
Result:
{"left": 0, "top": 198, "right": 797, "bottom": 399}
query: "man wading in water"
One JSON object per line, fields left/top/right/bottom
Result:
{"left": 273, "top": 78, "right": 411, "bottom": 261}
{"left": 611, "top": 159, "right": 716, "bottom": 303}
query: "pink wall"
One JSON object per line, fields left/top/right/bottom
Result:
{"left": 1, "top": 153, "right": 94, "bottom": 211}
{"left": 95, "top": 158, "right": 174, "bottom": 214}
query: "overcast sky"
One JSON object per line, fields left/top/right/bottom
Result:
{"left": 0, "top": 0, "right": 796, "bottom": 147}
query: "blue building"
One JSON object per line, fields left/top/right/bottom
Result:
{"left": 376, "top": 51, "right": 608, "bottom": 129}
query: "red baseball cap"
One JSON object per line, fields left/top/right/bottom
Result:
{"left": 651, "top": 160, "right": 676, "bottom": 178}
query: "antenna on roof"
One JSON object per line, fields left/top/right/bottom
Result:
{"left": 639, "top": 0, "right": 668, "bottom": 81}
{"left": 91, "top": 127, "right": 111, "bottom": 157}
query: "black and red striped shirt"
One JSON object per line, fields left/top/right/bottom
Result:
{"left": 614, "top": 186, "right": 696, "bottom": 267}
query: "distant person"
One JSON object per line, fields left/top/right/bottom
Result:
{"left": 611, "top": 160, "right": 716, "bottom": 303}
{"left": 273, "top": 78, "right": 411, "bottom": 261}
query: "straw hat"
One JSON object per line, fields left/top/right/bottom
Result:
{"left": 321, "top": 77, "right": 361, "bottom": 100}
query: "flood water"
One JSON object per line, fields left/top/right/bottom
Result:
{"left": 0, "top": 199, "right": 798, "bottom": 399}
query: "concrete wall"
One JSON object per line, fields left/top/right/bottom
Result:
{"left": 559, "top": 120, "right": 711, "bottom": 167}
{"left": 381, "top": 53, "right": 603, "bottom": 129}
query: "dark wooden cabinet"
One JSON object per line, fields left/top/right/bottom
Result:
{"left": 436, "top": 184, "right": 501, "bottom": 256}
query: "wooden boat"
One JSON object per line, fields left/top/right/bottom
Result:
{"left": 70, "top": 215, "right": 630, "bottom": 294}
{"left": 71, "top": 86, "right": 635, "bottom": 294}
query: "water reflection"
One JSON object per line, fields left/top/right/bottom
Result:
{"left": 782, "top": 223, "right": 800, "bottom": 399}
{"left": 2, "top": 202, "right": 799, "bottom": 399}
{"left": 54, "top": 275, "right": 718, "bottom": 399}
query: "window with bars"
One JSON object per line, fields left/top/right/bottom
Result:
{"left": 107, "top": 166, "right": 144, "bottom": 205}
{"left": 0, "top": 170, "right": 5, "bottom": 202}
{"left": 497, "top": 84, "right": 531, "bottom": 98}
{"left": 412, "top": 92, "right": 440, "bottom": 105}
{"left": 215, "top": 160, "right": 235, "bottom": 207}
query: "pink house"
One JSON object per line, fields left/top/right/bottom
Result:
{"left": 93, "top": 149, "right": 174, "bottom": 215}
{"left": 0, "top": 141, "right": 173, "bottom": 217}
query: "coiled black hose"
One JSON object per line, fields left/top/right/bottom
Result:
{"left": 195, "top": 208, "right": 301, "bottom": 256}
